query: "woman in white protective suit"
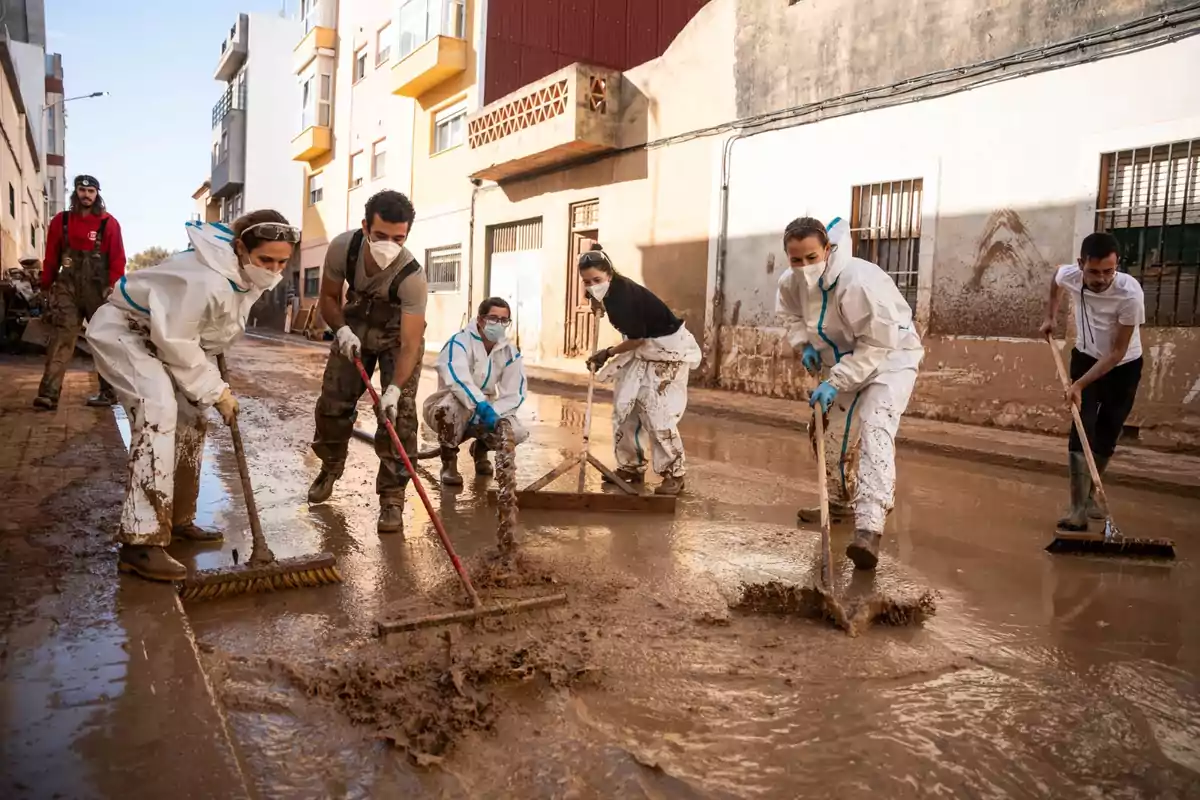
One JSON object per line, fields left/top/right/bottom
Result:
{"left": 580, "top": 244, "right": 702, "bottom": 496}
{"left": 776, "top": 216, "right": 924, "bottom": 571}
{"left": 86, "top": 212, "right": 298, "bottom": 582}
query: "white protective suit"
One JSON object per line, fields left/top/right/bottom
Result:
{"left": 596, "top": 324, "right": 702, "bottom": 478}
{"left": 775, "top": 218, "right": 924, "bottom": 534}
{"left": 423, "top": 326, "right": 530, "bottom": 447}
{"left": 87, "top": 221, "right": 268, "bottom": 545}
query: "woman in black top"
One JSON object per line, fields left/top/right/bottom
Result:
{"left": 579, "top": 245, "right": 701, "bottom": 496}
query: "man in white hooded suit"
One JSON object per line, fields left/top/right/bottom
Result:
{"left": 776, "top": 216, "right": 924, "bottom": 571}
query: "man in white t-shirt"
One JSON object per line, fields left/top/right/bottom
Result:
{"left": 1039, "top": 232, "right": 1146, "bottom": 531}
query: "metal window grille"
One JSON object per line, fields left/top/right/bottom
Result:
{"left": 427, "top": 245, "right": 462, "bottom": 292}
{"left": 849, "top": 179, "right": 923, "bottom": 309}
{"left": 1096, "top": 139, "right": 1199, "bottom": 327}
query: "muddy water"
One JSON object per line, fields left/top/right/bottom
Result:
{"left": 182, "top": 339, "right": 1199, "bottom": 799}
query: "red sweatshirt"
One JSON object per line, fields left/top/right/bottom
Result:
{"left": 42, "top": 211, "right": 127, "bottom": 290}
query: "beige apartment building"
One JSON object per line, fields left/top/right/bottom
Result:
{"left": 0, "top": 33, "right": 44, "bottom": 274}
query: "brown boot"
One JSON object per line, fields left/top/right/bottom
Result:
{"left": 602, "top": 468, "right": 644, "bottom": 486}
{"left": 87, "top": 392, "right": 117, "bottom": 408}
{"left": 440, "top": 447, "right": 463, "bottom": 486}
{"left": 308, "top": 464, "right": 342, "bottom": 504}
{"left": 655, "top": 475, "right": 685, "bottom": 496}
{"left": 797, "top": 503, "right": 852, "bottom": 526}
{"left": 118, "top": 544, "right": 188, "bottom": 582}
{"left": 32, "top": 396, "right": 56, "bottom": 411}
{"left": 377, "top": 494, "right": 405, "bottom": 534}
{"left": 846, "top": 530, "right": 882, "bottom": 571}
{"left": 171, "top": 522, "right": 224, "bottom": 543}
{"left": 470, "top": 440, "right": 493, "bottom": 477}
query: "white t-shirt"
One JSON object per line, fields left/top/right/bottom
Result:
{"left": 1055, "top": 264, "right": 1145, "bottom": 363}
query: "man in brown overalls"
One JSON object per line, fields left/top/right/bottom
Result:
{"left": 307, "top": 191, "right": 428, "bottom": 533}
{"left": 33, "top": 175, "right": 125, "bottom": 410}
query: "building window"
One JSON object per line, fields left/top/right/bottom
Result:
{"left": 8, "top": 183, "right": 14, "bottom": 217}
{"left": 301, "top": 65, "right": 333, "bottom": 130}
{"left": 353, "top": 46, "right": 368, "bottom": 82}
{"left": 372, "top": 139, "right": 387, "bottom": 180}
{"left": 433, "top": 102, "right": 467, "bottom": 154}
{"left": 301, "top": 0, "right": 321, "bottom": 34}
{"left": 304, "top": 267, "right": 321, "bottom": 297}
{"left": 1097, "top": 139, "right": 1200, "bottom": 327}
{"left": 376, "top": 23, "right": 392, "bottom": 65}
{"left": 427, "top": 245, "right": 461, "bottom": 292}
{"left": 350, "top": 151, "right": 366, "bottom": 189}
{"left": 308, "top": 172, "right": 324, "bottom": 205}
{"left": 399, "top": 0, "right": 466, "bottom": 61}
{"left": 849, "top": 178, "right": 924, "bottom": 310}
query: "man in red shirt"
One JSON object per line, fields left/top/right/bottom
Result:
{"left": 33, "top": 175, "right": 126, "bottom": 410}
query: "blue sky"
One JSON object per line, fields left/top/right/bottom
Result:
{"left": 47, "top": 0, "right": 293, "bottom": 255}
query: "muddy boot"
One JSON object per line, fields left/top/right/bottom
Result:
{"left": 440, "top": 447, "right": 464, "bottom": 486}
{"left": 377, "top": 494, "right": 404, "bottom": 535}
{"left": 32, "top": 395, "right": 57, "bottom": 411}
{"left": 307, "top": 465, "right": 342, "bottom": 504}
{"left": 655, "top": 475, "right": 685, "bottom": 496}
{"left": 118, "top": 544, "right": 188, "bottom": 582}
{"left": 471, "top": 440, "right": 494, "bottom": 477}
{"left": 1085, "top": 453, "right": 1110, "bottom": 520}
{"left": 86, "top": 392, "right": 116, "bottom": 408}
{"left": 846, "top": 530, "right": 882, "bottom": 571}
{"left": 1057, "top": 452, "right": 1091, "bottom": 532}
{"left": 171, "top": 522, "right": 224, "bottom": 544}
{"left": 797, "top": 502, "right": 853, "bottom": 526}
{"left": 602, "top": 468, "right": 644, "bottom": 486}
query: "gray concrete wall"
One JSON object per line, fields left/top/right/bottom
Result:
{"left": 734, "top": 0, "right": 1196, "bottom": 119}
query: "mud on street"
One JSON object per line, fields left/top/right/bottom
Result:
{"left": 9, "top": 337, "right": 1200, "bottom": 799}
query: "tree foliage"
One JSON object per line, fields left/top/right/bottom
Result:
{"left": 127, "top": 246, "right": 173, "bottom": 272}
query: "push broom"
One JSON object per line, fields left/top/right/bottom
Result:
{"left": 1043, "top": 335, "right": 1176, "bottom": 559}
{"left": 351, "top": 356, "right": 568, "bottom": 635}
{"left": 178, "top": 355, "right": 343, "bottom": 600}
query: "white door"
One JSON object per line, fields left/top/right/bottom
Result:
{"left": 489, "top": 250, "right": 542, "bottom": 363}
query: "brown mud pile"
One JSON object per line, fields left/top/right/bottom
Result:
{"left": 281, "top": 634, "right": 595, "bottom": 765}
{"left": 733, "top": 580, "right": 937, "bottom": 636}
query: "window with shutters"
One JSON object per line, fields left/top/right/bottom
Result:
{"left": 426, "top": 245, "right": 461, "bottom": 292}
{"left": 849, "top": 178, "right": 923, "bottom": 309}
{"left": 1096, "top": 139, "right": 1200, "bottom": 326}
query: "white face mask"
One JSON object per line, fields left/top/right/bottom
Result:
{"left": 369, "top": 239, "right": 402, "bottom": 267}
{"left": 792, "top": 260, "right": 826, "bottom": 288}
{"left": 243, "top": 262, "right": 283, "bottom": 291}
{"left": 587, "top": 281, "right": 610, "bottom": 301}
{"left": 483, "top": 321, "right": 507, "bottom": 343}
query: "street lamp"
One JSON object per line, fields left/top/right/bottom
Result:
{"left": 42, "top": 91, "right": 109, "bottom": 112}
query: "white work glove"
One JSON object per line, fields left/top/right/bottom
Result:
{"left": 380, "top": 384, "right": 402, "bottom": 422}
{"left": 335, "top": 325, "right": 361, "bottom": 360}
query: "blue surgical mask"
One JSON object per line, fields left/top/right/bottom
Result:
{"left": 483, "top": 321, "right": 506, "bottom": 343}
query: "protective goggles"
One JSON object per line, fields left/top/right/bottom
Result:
{"left": 577, "top": 250, "right": 612, "bottom": 269}
{"left": 240, "top": 222, "right": 301, "bottom": 243}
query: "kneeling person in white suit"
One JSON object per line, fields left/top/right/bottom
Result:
{"left": 777, "top": 217, "right": 924, "bottom": 571}
{"left": 87, "top": 213, "right": 298, "bottom": 582}
{"left": 424, "top": 297, "right": 528, "bottom": 486}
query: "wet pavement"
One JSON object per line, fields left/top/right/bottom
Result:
{"left": 171, "top": 338, "right": 1199, "bottom": 799}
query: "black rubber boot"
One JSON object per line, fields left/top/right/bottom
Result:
{"left": 307, "top": 465, "right": 343, "bottom": 504}
{"left": 1085, "top": 453, "right": 1111, "bottom": 520}
{"left": 440, "top": 447, "right": 463, "bottom": 487}
{"left": 471, "top": 440, "right": 493, "bottom": 477}
{"left": 86, "top": 393, "right": 117, "bottom": 408}
{"left": 32, "top": 396, "right": 56, "bottom": 411}
{"left": 846, "top": 530, "right": 882, "bottom": 571}
{"left": 118, "top": 545, "right": 187, "bottom": 582}
{"left": 377, "top": 494, "right": 405, "bottom": 534}
{"left": 1057, "top": 452, "right": 1091, "bottom": 532}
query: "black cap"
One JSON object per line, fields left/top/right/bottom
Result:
{"left": 74, "top": 175, "right": 100, "bottom": 190}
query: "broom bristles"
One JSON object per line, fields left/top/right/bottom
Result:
{"left": 178, "top": 555, "right": 343, "bottom": 601}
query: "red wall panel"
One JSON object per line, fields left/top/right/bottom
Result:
{"left": 483, "top": 0, "right": 711, "bottom": 104}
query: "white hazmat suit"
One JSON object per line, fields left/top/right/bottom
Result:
{"left": 422, "top": 326, "right": 530, "bottom": 446}
{"left": 87, "top": 221, "right": 268, "bottom": 546}
{"left": 776, "top": 218, "right": 924, "bottom": 534}
{"left": 597, "top": 324, "right": 702, "bottom": 479}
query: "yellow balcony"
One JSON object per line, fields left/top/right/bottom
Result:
{"left": 390, "top": 36, "right": 467, "bottom": 98}
{"left": 294, "top": 25, "right": 336, "bottom": 74}
{"left": 468, "top": 63, "right": 623, "bottom": 182}
{"left": 292, "top": 125, "right": 332, "bottom": 163}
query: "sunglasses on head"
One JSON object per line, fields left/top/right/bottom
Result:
{"left": 241, "top": 222, "right": 301, "bottom": 244}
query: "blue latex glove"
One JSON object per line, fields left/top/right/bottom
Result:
{"left": 801, "top": 343, "right": 821, "bottom": 373}
{"left": 809, "top": 381, "right": 838, "bottom": 413}
{"left": 474, "top": 401, "right": 499, "bottom": 431}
